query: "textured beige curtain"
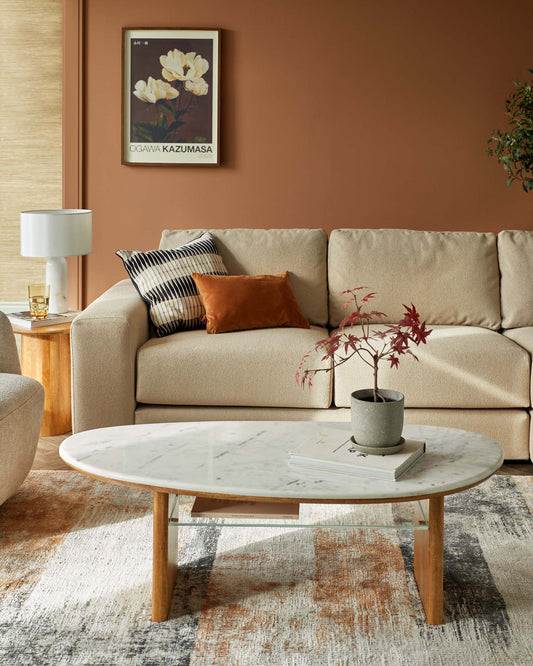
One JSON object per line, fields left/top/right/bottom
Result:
{"left": 0, "top": 0, "right": 62, "bottom": 303}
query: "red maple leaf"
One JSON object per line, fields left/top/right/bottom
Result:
{"left": 296, "top": 287, "right": 432, "bottom": 398}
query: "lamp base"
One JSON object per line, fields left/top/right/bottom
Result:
{"left": 46, "top": 256, "right": 68, "bottom": 314}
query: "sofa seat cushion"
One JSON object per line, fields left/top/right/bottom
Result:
{"left": 503, "top": 327, "right": 533, "bottom": 406}
{"left": 333, "top": 325, "right": 530, "bottom": 408}
{"left": 137, "top": 326, "right": 332, "bottom": 408}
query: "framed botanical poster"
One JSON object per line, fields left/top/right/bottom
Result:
{"left": 122, "top": 28, "right": 220, "bottom": 166}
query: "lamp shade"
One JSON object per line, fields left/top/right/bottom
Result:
{"left": 20, "top": 209, "right": 92, "bottom": 258}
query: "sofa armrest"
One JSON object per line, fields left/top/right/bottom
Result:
{"left": 0, "top": 311, "right": 22, "bottom": 375}
{"left": 71, "top": 279, "right": 150, "bottom": 433}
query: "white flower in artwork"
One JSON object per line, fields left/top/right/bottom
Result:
{"left": 160, "top": 49, "right": 209, "bottom": 82}
{"left": 185, "top": 78, "right": 209, "bottom": 96}
{"left": 133, "top": 77, "right": 179, "bottom": 103}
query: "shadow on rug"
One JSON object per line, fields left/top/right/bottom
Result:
{"left": 0, "top": 471, "right": 532, "bottom": 665}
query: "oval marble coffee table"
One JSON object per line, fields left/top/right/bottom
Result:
{"left": 60, "top": 421, "right": 503, "bottom": 624}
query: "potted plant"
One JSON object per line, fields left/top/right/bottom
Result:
{"left": 296, "top": 287, "right": 432, "bottom": 453}
{"left": 487, "top": 68, "right": 533, "bottom": 192}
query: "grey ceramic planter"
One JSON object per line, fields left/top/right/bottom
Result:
{"left": 350, "top": 389, "right": 404, "bottom": 449}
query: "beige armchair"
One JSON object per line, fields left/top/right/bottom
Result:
{"left": 0, "top": 311, "right": 44, "bottom": 506}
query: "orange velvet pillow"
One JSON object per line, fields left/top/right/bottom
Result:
{"left": 191, "top": 271, "right": 310, "bottom": 334}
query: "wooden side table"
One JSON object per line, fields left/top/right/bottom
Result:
{"left": 10, "top": 321, "right": 73, "bottom": 436}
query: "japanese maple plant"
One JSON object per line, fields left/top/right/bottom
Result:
{"left": 296, "top": 287, "right": 432, "bottom": 402}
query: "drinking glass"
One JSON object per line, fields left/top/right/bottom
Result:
{"left": 28, "top": 284, "right": 50, "bottom": 320}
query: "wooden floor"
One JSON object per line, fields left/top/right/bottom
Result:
{"left": 32, "top": 434, "right": 533, "bottom": 475}
{"left": 32, "top": 434, "right": 71, "bottom": 471}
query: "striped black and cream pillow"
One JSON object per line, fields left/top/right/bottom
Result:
{"left": 116, "top": 232, "right": 228, "bottom": 337}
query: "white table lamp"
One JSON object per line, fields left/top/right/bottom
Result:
{"left": 20, "top": 209, "right": 92, "bottom": 314}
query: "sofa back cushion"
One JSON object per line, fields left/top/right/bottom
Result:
{"left": 160, "top": 228, "right": 328, "bottom": 325}
{"left": 498, "top": 230, "right": 533, "bottom": 328}
{"left": 328, "top": 229, "right": 501, "bottom": 328}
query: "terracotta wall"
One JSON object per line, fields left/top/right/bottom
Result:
{"left": 75, "top": 0, "right": 533, "bottom": 305}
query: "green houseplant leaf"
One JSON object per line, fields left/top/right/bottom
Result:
{"left": 487, "top": 69, "right": 533, "bottom": 192}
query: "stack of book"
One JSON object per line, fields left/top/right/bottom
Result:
{"left": 289, "top": 437, "right": 426, "bottom": 481}
{"left": 7, "top": 310, "right": 79, "bottom": 329}
{"left": 190, "top": 498, "right": 299, "bottom": 519}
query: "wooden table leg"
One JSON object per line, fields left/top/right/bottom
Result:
{"left": 20, "top": 332, "right": 72, "bottom": 436}
{"left": 152, "top": 491, "right": 178, "bottom": 622}
{"left": 414, "top": 495, "right": 444, "bottom": 625}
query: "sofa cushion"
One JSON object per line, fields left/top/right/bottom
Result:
{"left": 192, "top": 271, "right": 310, "bottom": 333}
{"left": 498, "top": 230, "right": 533, "bottom": 328}
{"left": 136, "top": 326, "right": 332, "bottom": 408}
{"left": 333, "top": 325, "right": 530, "bottom": 408}
{"left": 159, "top": 228, "right": 328, "bottom": 326}
{"left": 328, "top": 229, "right": 501, "bottom": 329}
{"left": 503, "top": 327, "right": 533, "bottom": 406}
{"left": 117, "top": 232, "right": 228, "bottom": 337}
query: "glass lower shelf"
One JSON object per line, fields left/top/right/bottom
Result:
{"left": 168, "top": 495, "right": 429, "bottom": 531}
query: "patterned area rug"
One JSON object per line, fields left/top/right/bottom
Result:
{"left": 0, "top": 472, "right": 532, "bottom": 665}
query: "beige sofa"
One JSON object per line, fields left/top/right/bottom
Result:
{"left": 71, "top": 228, "right": 533, "bottom": 461}
{"left": 0, "top": 311, "right": 44, "bottom": 506}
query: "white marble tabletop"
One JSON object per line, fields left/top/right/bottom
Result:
{"left": 59, "top": 422, "right": 504, "bottom": 502}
